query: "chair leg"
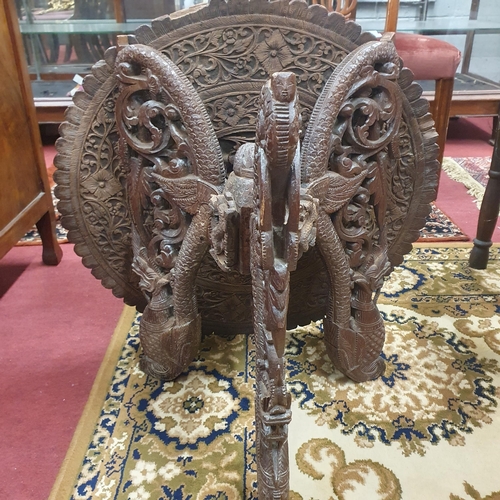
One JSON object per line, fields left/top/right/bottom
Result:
{"left": 431, "top": 77, "right": 455, "bottom": 184}
{"left": 469, "top": 113, "right": 500, "bottom": 269}
{"left": 36, "top": 208, "right": 63, "bottom": 266}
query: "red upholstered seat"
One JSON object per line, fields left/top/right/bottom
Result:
{"left": 390, "top": 28, "right": 461, "bottom": 181}
{"left": 393, "top": 32, "right": 461, "bottom": 81}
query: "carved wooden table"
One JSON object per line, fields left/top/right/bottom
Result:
{"left": 55, "top": 1, "right": 439, "bottom": 497}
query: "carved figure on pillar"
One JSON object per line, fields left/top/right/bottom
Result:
{"left": 250, "top": 72, "right": 301, "bottom": 499}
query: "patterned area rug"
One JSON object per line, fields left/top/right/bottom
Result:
{"left": 450, "top": 157, "right": 491, "bottom": 188}
{"left": 50, "top": 246, "right": 500, "bottom": 500}
{"left": 418, "top": 203, "right": 468, "bottom": 242}
{"left": 17, "top": 221, "right": 68, "bottom": 245}
{"left": 442, "top": 157, "right": 490, "bottom": 209}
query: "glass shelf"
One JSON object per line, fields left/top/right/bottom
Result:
{"left": 360, "top": 18, "right": 500, "bottom": 35}
{"left": 12, "top": 0, "right": 500, "bottom": 122}
{"left": 19, "top": 20, "right": 145, "bottom": 34}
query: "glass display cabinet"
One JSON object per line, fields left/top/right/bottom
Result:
{"left": 17, "top": 0, "right": 180, "bottom": 80}
{"left": 355, "top": 0, "right": 500, "bottom": 119}
{"left": 12, "top": 0, "right": 500, "bottom": 123}
{"left": 16, "top": 0, "right": 202, "bottom": 120}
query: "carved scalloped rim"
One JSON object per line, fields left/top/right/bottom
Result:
{"left": 54, "top": 0, "right": 437, "bottom": 305}
{"left": 134, "top": 0, "right": 375, "bottom": 48}
{"left": 388, "top": 64, "right": 439, "bottom": 267}
{"left": 55, "top": 47, "right": 146, "bottom": 307}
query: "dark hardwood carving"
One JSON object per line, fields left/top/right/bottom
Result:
{"left": 114, "top": 43, "right": 224, "bottom": 378}
{"left": 54, "top": 1, "right": 440, "bottom": 497}
{"left": 302, "top": 39, "right": 402, "bottom": 382}
{"left": 249, "top": 71, "right": 300, "bottom": 497}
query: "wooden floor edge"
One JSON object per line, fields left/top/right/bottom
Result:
{"left": 48, "top": 305, "right": 138, "bottom": 500}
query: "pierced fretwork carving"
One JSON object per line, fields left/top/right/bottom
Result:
{"left": 114, "top": 43, "right": 224, "bottom": 379}
{"left": 55, "top": 1, "right": 439, "bottom": 498}
{"left": 302, "top": 40, "right": 402, "bottom": 382}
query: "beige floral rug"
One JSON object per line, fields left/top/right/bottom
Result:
{"left": 442, "top": 157, "right": 490, "bottom": 210}
{"left": 50, "top": 245, "right": 500, "bottom": 500}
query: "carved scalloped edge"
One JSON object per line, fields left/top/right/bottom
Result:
{"left": 54, "top": 47, "right": 146, "bottom": 308}
{"left": 388, "top": 64, "right": 439, "bottom": 267}
{"left": 134, "top": 0, "right": 376, "bottom": 47}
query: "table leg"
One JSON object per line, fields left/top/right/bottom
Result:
{"left": 36, "top": 210, "right": 63, "bottom": 266}
{"left": 469, "top": 113, "right": 500, "bottom": 269}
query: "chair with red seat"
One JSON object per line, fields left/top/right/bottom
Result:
{"left": 386, "top": 0, "right": 461, "bottom": 174}
{"left": 311, "top": 0, "right": 461, "bottom": 177}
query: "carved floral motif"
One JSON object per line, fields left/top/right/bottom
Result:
{"left": 77, "top": 90, "right": 136, "bottom": 281}
{"left": 163, "top": 26, "right": 348, "bottom": 94}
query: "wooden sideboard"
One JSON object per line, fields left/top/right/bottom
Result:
{"left": 0, "top": 0, "right": 62, "bottom": 264}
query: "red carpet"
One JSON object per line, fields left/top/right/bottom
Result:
{"left": 438, "top": 117, "right": 500, "bottom": 243}
{"left": 444, "top": 116, "right": 494, "bottom": 157}
{"left": 0, "top": 245, "right": 123, "bottom": 500}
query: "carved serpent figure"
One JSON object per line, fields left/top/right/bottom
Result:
{"left": 250, "top": 72, "right": 300, "bottom": 499}
{"left": 55, "top": 1, "right": 439, "bottom": 497}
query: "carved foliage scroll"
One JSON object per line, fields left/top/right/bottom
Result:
{"left": 114, "top": 43, "right": 224, "bottom": 380}
{"left": 302, "top": 40, "right": 403, "bottom": 382}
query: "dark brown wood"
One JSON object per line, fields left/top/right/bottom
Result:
{"left": 0, "top": 0, "right": 62, "bottom": 265}
{"left": 54, "top": 1, "right": 439, "bottom": 497}
{"left": 302, "top": 39, "right": 405, "bottom": 383}
{"left": 250, "top": 71, "right": 300, "bottom": 498}
{"left": 469, "top": 109, "right": 500, "bottom": 269}
{"left": 114, "top": 41, "right": 224, "bottom": 379}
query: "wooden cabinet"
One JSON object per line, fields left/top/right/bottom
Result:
{"left": 0, "top": 0, "right": 62, "bottom": 264}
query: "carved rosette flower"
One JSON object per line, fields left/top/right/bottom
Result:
{"left": 222, "top": 28, "right": 237, "bottom": 46}
{"left": 255, "top": 31, "right": 295, "bottom": 74}
{"left": 213, "top": 97, "right": 246, "bottom": 127}
{"left": 81, "top": 169, "right": 123, "bottom": 200}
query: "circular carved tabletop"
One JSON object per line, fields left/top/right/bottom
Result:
{"left": 55, "top": 0, "right": 438, "bottom": 333}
